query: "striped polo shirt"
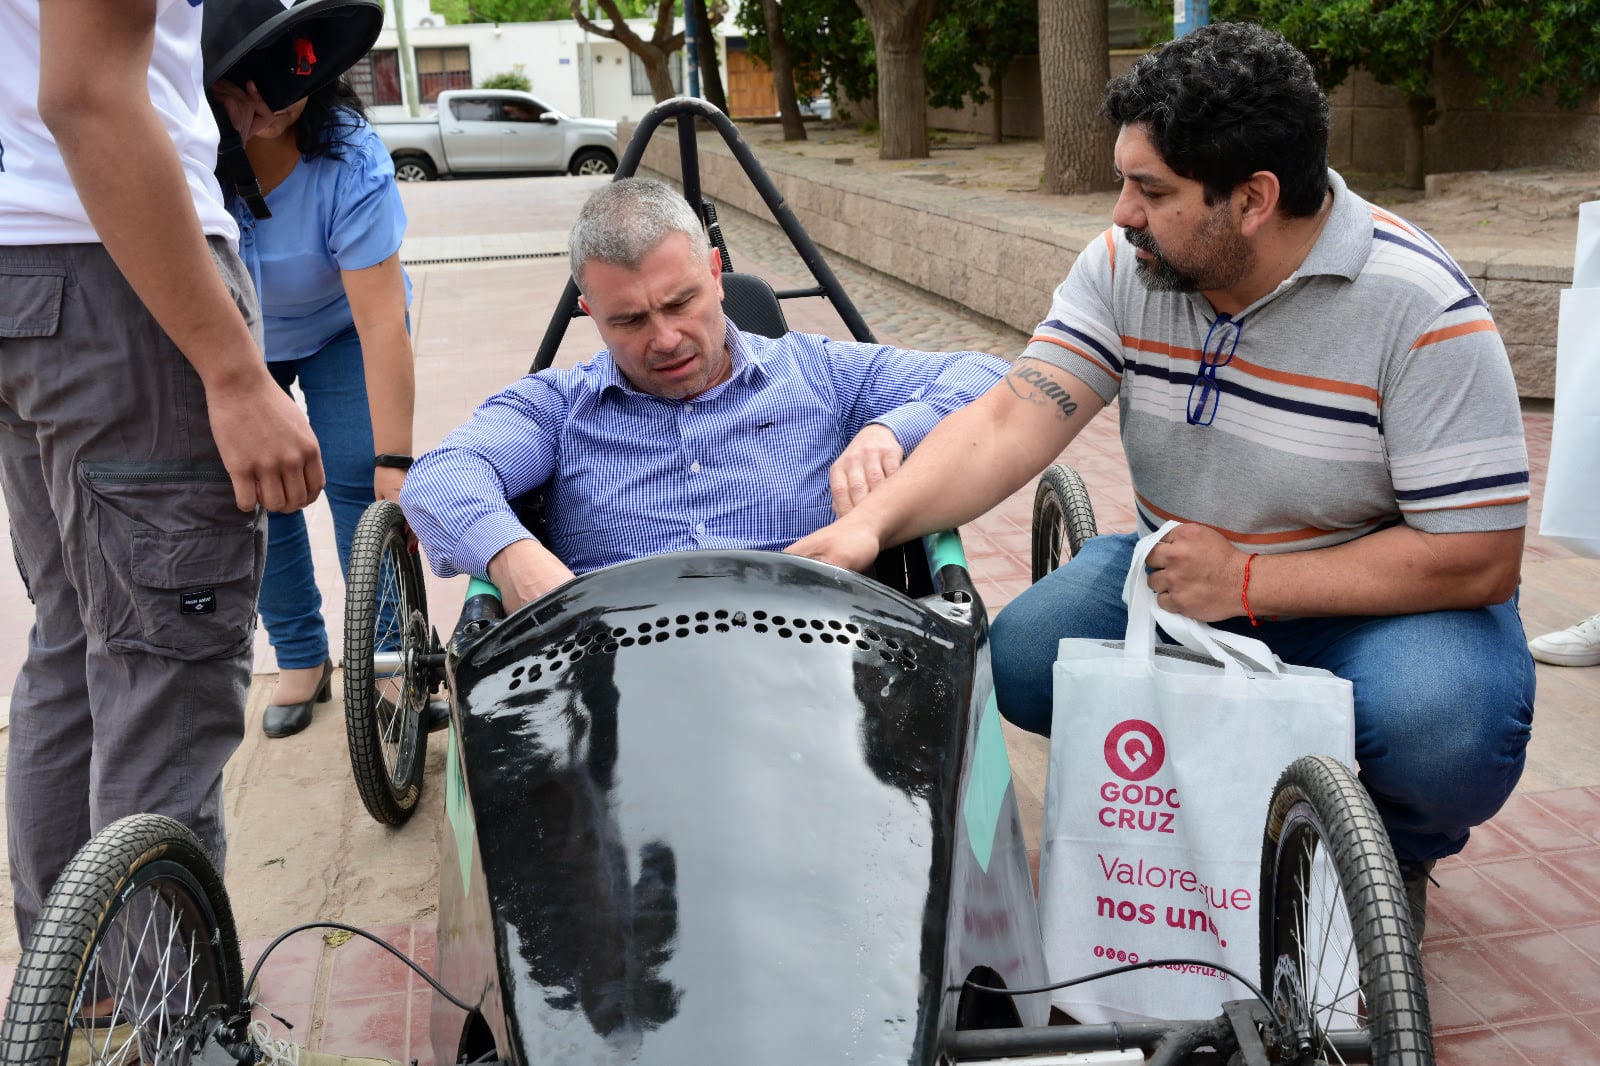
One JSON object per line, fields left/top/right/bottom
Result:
{"left": 1024, "top": 170, "right": 1529, "bottom": 552}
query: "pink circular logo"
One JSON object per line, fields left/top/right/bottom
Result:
{"left": 1104, "top": 720, "right": 1166, "bottom": 781}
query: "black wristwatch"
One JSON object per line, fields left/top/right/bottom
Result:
{"left": 374, "top": 454, "right": 415, "bottom": 471}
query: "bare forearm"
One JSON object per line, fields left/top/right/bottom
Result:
{"left": 790, "top": 359, "right": 1103, "bottom": 571}
{"left": 358, "top": 322, "right": 416, "bottom": 456}
{"left": 1246, "top": 525, "right": 1524, "bottom": 618}
{"left": 851, "top": 362, "right": 1102, "bottom": 545}
{"left": 40, "top": 17, "right": 262, "bottom": 388}
{"left": 346, "top": 257, "right": 415, "bottom": 458}
{"left": 1150, "top": 521, "right": 1524, "bottom": 624}
{"left": 39, "top": 0, "right": 324, "bottom": 513}
{"left": 855, "top": 406, "right": 1047, "bottom": 546}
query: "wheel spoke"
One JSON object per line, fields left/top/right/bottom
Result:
{"left": 1266, "top": 760, "right": 1430, "bottom": 1066}
{"left": 344, "top": 503, "right": 430, "bottom": 824}
{"left": 3, "top": 818, "right": 242, "bottom": 1066}
{"left": 375, "top": 543, "right": 408, "bottom": 777}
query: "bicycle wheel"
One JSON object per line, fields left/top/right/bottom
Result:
{"left": 1030, "top": 463, "right": 1097, "bottom": 582}
{"left": 0, "top": 814, "right": 244, "bottom": 1066}
{"left": 1260, "top": 755, "right": 1434, "bottom": 1065}
{"left": 344, "top": 499, "right": 431, "bottom": 826}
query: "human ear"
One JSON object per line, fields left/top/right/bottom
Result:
{"left": 1237, "top": 171, "right": 1281, "bottom": 238}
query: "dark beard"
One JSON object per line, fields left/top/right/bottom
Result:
{"left": 1125, "top": 210, "right": 1252, "bottom": 294}
{"left": 1126, "top": 228, "right": 1198, "bottom": 291}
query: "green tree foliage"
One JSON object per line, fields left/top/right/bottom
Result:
{"left": 480, "top": 64, "right": 534, "bottom": 89}
{"left": 1219, "top": 0, "right": 1600, "bottom": 107}
{"left": 735, "top": 0, "right": 877, "bottom": 114}
{"left": 923, "top": 0, "right": 1038, "bottom": 140}
{"left": 1215, "top": 0, "right": 1600, "bottom": 184}
{"left": 434, "top": 0, "right": 651, "bottom": 22}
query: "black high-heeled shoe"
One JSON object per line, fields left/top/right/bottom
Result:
{"left": 262, "top": 659, "right": 333, "bottom": 739}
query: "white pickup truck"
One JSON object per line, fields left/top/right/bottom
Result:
{"left": 373, "top": 89, "right": 618, "bottom": 182}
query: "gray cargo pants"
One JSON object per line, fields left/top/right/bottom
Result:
{"left": 0, "top": 240, "right": 267, "bottom": 947}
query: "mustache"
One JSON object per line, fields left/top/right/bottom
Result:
{"left": 1124, "top": 227, "right": 1160, "bottom": 255}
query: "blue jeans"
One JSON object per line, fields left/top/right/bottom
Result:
{"left": 990, "top": 532, "right": 1536, "bottom": 864}
{"left": 258, "top": 326, "right": 376, "bottom": 669}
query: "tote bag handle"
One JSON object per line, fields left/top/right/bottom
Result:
{"left": 1122, "top": 521, "right": 1282, "bottom": 676}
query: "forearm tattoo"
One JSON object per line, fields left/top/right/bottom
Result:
{"left": 1004, "top": 363, "right": 1080, "bottom": 420}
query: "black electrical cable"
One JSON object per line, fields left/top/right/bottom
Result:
{"left": 961, "top": 956, "right": 1278, "bottom": 1019}
{"left": 245, "top": 921, "right": 476, "bottom": 1014}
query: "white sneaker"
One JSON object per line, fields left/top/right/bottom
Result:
{"left": 248, "top": 1020, "right": 398, "bottom": 1066}
{"left": 1528, "top": 612, "right": 1600, "bottom": 667}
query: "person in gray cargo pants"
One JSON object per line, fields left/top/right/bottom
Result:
{"left": 0, "top": 0, "right": 324, "bottom": 947}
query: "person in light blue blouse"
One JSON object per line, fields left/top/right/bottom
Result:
{"left": 216, "top": 75, "right": 416, "bottom": 738}
{"left": 400, "top": 178, "right": 1007, "bottom": 613}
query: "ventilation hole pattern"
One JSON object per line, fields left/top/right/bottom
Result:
{"left": 504, "top": 607, "right": 921, "bottom": 684}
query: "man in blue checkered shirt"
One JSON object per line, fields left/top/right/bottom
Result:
{"left": 400, "top": 178, "right": 1008, "bottom": 612}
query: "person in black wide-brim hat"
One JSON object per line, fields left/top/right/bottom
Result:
{"left": 204, "top": 0, "right": 384, "bottom": 214}
{"left": 204, "top": 0, "right": 417, "bottom": 744}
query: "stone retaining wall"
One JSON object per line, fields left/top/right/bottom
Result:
{"left": 626, "top": 122, "right": 1567, "bottom": 399}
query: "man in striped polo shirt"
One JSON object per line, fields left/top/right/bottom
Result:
{"left": 791, "top": 21, "right": 1533, "bottom": 939}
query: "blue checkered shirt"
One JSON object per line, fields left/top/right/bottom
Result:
{"left": 401, "top": 321, "right": 1008, "bottom": 578}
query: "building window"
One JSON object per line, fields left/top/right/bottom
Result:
{"left": 628, "top": 51, "right": 682, "bottom": 97}
{"left": 347, "top": 49, "right": 402, "bottom": 107}
{"left": 416, "top": 46, "right": 473, "bottom": 103}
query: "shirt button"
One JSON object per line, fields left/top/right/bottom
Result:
{"left": 690, "top": 461, "right": 701, "bottom": 474}
{"left": 696, "top": 522, "right": 706, "bottom": 534}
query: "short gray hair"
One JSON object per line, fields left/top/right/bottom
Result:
{"left": 568, "top": 178, "right": 710, "bottom": 290}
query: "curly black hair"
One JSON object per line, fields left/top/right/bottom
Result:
{"left": 293, "top": 76, "right": 369, "bottom": 162}
{"left": 1102, "top": 22, "right": 1330, "bottom": 218}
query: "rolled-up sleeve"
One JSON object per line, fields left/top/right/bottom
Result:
{"left": 825, "top": 339, "right": 1009, "bottom": 452}
{"left": 400, "top": 376, "right": 570, "bottom": 578}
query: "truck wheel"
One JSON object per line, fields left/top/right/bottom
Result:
{"left": 569, "top": 149, "right": 616, "bottom": 176}
{"left": 393, "top": 154, "right": 437, "bottom": 182}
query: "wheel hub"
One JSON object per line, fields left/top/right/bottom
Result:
{"left": 1269, "top": 954, "right": 1318, "bottom": 1065}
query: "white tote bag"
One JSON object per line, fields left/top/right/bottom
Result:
{"left": 1540, "top": 200, "right": 1600, "bottom": 558}
{"left": 1037, "top": 522, "right": 1356, "bottom": 1023}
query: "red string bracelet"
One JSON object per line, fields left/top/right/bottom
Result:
{"left": 1242, "top": 552, "right": 1261, "bottom": 627}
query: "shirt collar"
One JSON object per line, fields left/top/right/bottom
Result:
{"left": 1201, "top": 169, "right": 1369, "bottom": 322}
{"left": 1295, "top": 169, "right": 1370, "bottom": 282}
{"left": 597, "top": 317, "right": 766, "bottom": 400}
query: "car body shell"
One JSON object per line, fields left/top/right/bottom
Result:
{"left": 430, "top": 547, "right": 1050, "bottom": 1065}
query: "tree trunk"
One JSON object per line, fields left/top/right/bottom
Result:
{"left": 854, "top": 0, "right": 936, "bottom": 160}
{"left": 762, "top": 0, "right": 807, "bottom": 141}
{"left": 1403, "top": 94, "right": 1438, "bottom": 190}
{"left": 572, "top": 0, "right": 687, "bottom": 104}
{"left": 989, "top": 64, "right": 1006, "bottom": 145}
{"left": 643, "top": 46, "right": 678, "bottom": 101}
{"left": 686, "top": 0, "right": 728, "bottom": 112}
{"left": 1039, "top": 0, "right": 1111, "bottom": 194}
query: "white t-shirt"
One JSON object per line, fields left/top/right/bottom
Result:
{"left": 0, "top": 0, "right": 238, "bottom": 245}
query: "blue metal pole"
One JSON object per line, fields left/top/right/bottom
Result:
{"left": 685, "top": 2, "right": 701, "bottom": 97}
{"left": 1173, "top": 0, "right": 1210, "bottom": 37}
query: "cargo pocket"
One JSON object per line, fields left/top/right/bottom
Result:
{"left": 0, "top": 266, "right": 66, "bottom": 338}
{"left": 79, "top": 460, "right": 264, "bottom": 660}
{"left": 10, "top": 524, "right": 33, "bottom": 604}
